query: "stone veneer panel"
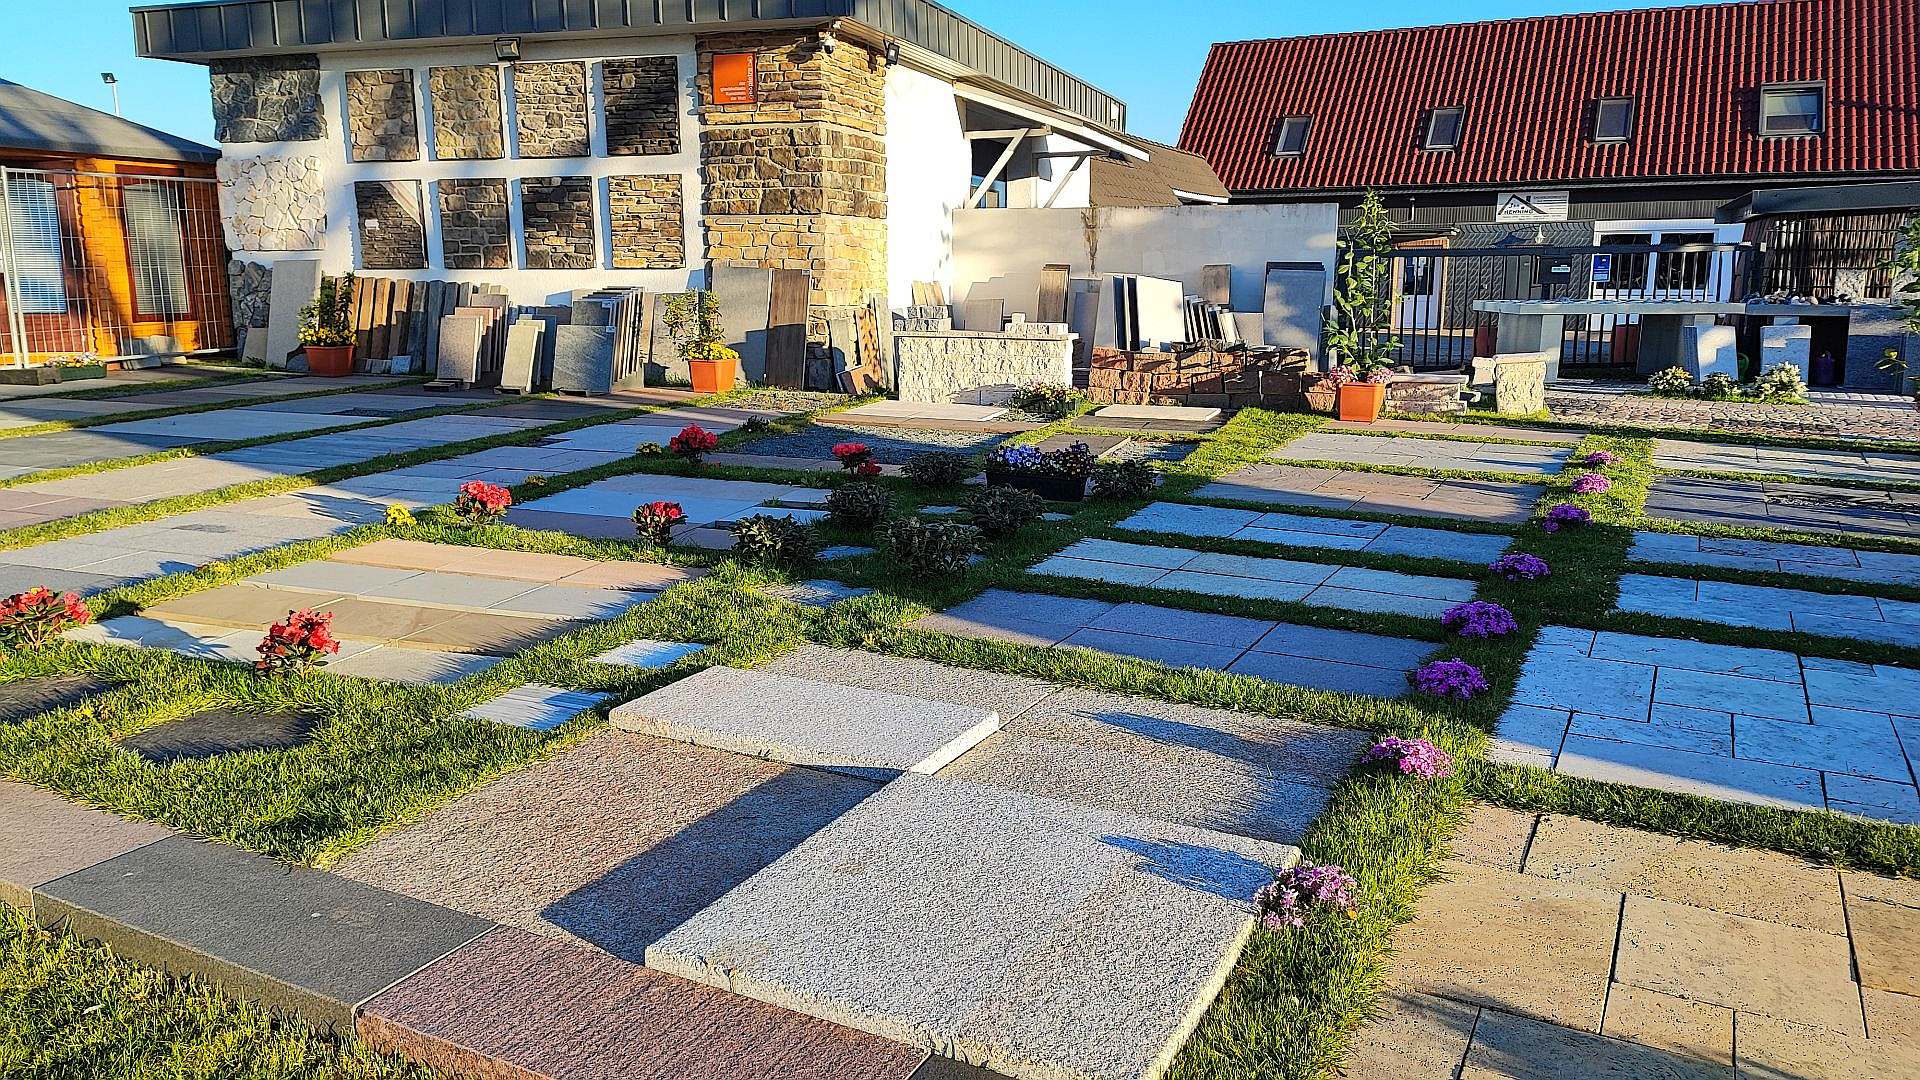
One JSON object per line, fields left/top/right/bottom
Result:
{"left": 438, "top": 179, "right": 512, "bottom": 270}
{"left": 608, "top": 175, "right": 685, "bottom": 269}
{"left": 520, "top": 176, "right": 596, "bottom": 270}
{"left": 211, "top": 56, "right": 325, "bottom": 143}
{"left": 428, "top": 66, "right": 504, "bottom": 160}
{"left": 511, "top": 62, "right": 591, "bottom": 158}
{"left": 355, "top": 181, "right": 427, "bottom": 270}
{"left": 602, "top": 57, "right": 680, "bottom": 156}
{"left": 345, "top": 69, "right": 420, "bottom": 162}
{"left": 216, "top": 155, "right": 327, "bottom": 252}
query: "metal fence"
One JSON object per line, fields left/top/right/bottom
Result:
{"left": 0, "top": 167, "right": 232, "bottom": 366}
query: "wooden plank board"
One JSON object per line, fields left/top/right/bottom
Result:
{"left": 1038, "top": 264, "right": 1071, "bottom": 325}
{"left": 764, "top": 268, "right": 810, "bottom": 390}
{"left": 369, "top": 277, "right": 394, "bottom": 359}
{"left": 351, "top": 276, "right": 374, "bottom": 361}
{"left": 846, "top": 300, "right": 887, "bottom": 394}
{"left": 1202, "top": 264, "right": 1232, "bottom": 308}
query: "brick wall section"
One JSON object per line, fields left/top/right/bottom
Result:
{"left": 696, "top": 30, "right": 888, "bottom": 308}
{"left": 609, "top": 175, "right": 685, "bottom": 269}
{"left": 521, "top": 176, "right": 596, "bottom": 269}
{"left": 603, "top": 57, "right": 681, "bottom": 156}
{"left": 211, "top": 56, "right": 325, "bottom": 143}
{"left": 438, "top": 178, "right": 511, "bottom": 270}
{"left": 345, "top": 69, "right": 419, "bottom": 162}
{"left": 354, "top": 181, "right": 426, "bottom": 270}
{"left": 1087, "top": 347, "right": 1311, "bottom": 409}
{"left": 428, "top": 66, "right": 504, "bottom": 160}
{"left": 512, "top": 62, "right": 591, "bottom": 158}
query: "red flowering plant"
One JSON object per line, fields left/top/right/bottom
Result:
{"left": 453, "top": 480, "right": 513, "bottom": 522}
{"left": 0, "top": 587, "right": 92, "bottom": 649}
{"left": 633, "top": 500, "right": 688, "bottom": 546}
{"left": 832, "top": 442, "right": 875, "bottom": 472}
{"left": 256, "top": 609, "right": 341, "bottom": 674}
{"left": 668, "top": 424, "right": 720, "bottom": 464}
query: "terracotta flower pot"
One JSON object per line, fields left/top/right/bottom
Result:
{"left": 688, "top": 357, "right": 739, "bottom": 395}
{"left": 1336, "top": 381, "right": 1388, "bottom": 423}
{"left": 304, "top": 345, "right": 354, "bottom": 377}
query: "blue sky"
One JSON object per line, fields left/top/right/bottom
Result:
{"left": 7, "top": 0, "right": 1712, "bottom": 146}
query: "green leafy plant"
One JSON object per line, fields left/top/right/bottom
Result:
{"left": 1007, "top": 381, "right": 1084, "bottom": 419}
{"left": 902, "top": 451, "right": 976, "bottom": 487}
{"left": 1879, "top": 212, "right": 1920, "bottom": 401}
{"left": 1700, "top": 372, "right": 1741, "bottom": 400}
{"left": 1324, "top": 190, "right": 1401, "bottom": 380}
{"left": 1647, "top": 366, "right": 1695, "bottom": 397}
{"left": 662, "top": 290, "right": 739, "bottom": 364}
{"left": 825, "top": 481, "right": 892, "bottom": 530}
{"left": 1754, "top": 362, "right": 1808, "bottom": 403}
{"left": 297, "top": 274, "right": 356, "bottom": 348}
{"left": 968, "top": 485, "right": 1044, "bottom": 538}
{"left": 1091, "top": 459, "right": 1158, "bottom": 499}
{"left": 882, "top": 517, "right": 980, "bottom": 575}
{"left": 729, "top": 514, "right": 817, "bottom": 566}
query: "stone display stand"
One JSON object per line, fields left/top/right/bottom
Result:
{"left": 1493, "top": 355, "right": 1550, "bottom": 415}
{"left": 438, "top": 179, "right": 511, "bottom": 270}
{"left": 344, "top": 69, "right": 419, "bottom": 162}
{"left": 893, "top": 329, "right": 1072, "bottom": 405}
{"left": 1681, "top": 324, "right": 1740, "bottom": 381}
{"left": 1385, "top": 373, "right": 1472, "bottom": 415}
{"left": 427, "top": 66, "right": 504, "bottom": 160}
{"left": 353, "top": 181, "right": 427, "bottom": 270}
{"left": 511, "top": 62, "right": 591, "bottom": 158}
{"left": 1760, "top": 322, "right": 1813, "bottom": 383}
{"left": 521, "top": 177, "right": 596, "bottom": 269}
{"left": 216, "top": 156, "right": 326, "bottom": 252}
{"left": 1087, "top": 346, "right": 1311, "bottom": 409}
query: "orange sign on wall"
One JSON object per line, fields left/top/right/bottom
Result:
{"left": 712, "top": 52, "right": 757, "bottom": 104}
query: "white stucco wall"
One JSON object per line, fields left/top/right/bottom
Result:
{"left": 883, "top": 63, "right": 971, "bottom": 310}
{"left": 216, "top": 35, "right": 704, "bottom": 307}
{"left": 951, "top": 203, "right": 1341, "bottom": 313}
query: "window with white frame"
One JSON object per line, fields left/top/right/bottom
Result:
{"left": 1759, "top": 84, "right": 1824, "bottom": 137}
{"left": 1423, "top": 107, "right": 1465, "bottom": 151}
{"left": 1270, "top": 116, "right": 1311, "bottom": 157}
{"left": 1592, "top": 97, "right": 1635, "bottom": 143}
{"left": 4, "top": 177, "right": 68, "bottom": 315}
{"left": 122, "top": 181, "right": 190, "bottom": 318}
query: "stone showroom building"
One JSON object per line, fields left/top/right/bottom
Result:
{"left": 130, "top": 0, "right": 1159, "bottom": 333}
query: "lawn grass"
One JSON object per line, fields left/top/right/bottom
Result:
{"left": 0, "top": 375, "right": 426, "bottom": 443}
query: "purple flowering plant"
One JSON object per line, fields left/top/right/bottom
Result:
{"left": 1541, "top": 503, "right": 1592, "bottom": 533}
{"left": 1442, "top": 601, "right": 1519, "bottom": 639}
{"left": 1581, "top": 450, "right": 1618, "bottom": 468}
{"left": 1365, "top": 736, "right": 1455, "bottom": 780}
{"left": 1411, "top": 658, "right": 1490, "bottom": 700}
{"left": 1490, "top": 552, "right": 1551, "bottom": 581}
{"left": 1254, "top": 862, "right": 1359, "bottom": 930}
{"left": 1570, "top": 473, "right": 1614, "bottom": 495}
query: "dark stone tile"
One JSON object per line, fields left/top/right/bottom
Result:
{"left": 120, "top": 707, "right": 319, "bottom": 764}
{"left": 502, "top": 507, "right": 642, "bottom": 540}
{"left": 0, "top": 675, "right": 114, "bottom": 725}
{"left": 1032, "top": 433, "right": 1129, "bottom": 457}
{"left": 34, "top": 837, "right": 493, "bottom": 1031}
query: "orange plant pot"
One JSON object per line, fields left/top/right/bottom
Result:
{"left": 304, "top": 345, "right": 353, "bottom": 377}
{"left": 688, "top": 357, "right": 739, "bottom": 395}
{"left": 1336, "top": 381, "right": 1387, "bottom": 423}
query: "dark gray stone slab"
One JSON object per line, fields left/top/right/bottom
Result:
{"left": 35, "top": 837, "right": 494, "bottom": 1030}
{"left": 0, "top": 675, "right": 114, "bottom": 725}
{"left": 0, "top": 430, "right": 203, "bottom": 470}
{"left": 119, "top": 707, "right": 320, "bottom": 763}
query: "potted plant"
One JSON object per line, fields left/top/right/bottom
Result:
{"left": 53, "top": 354, "right": 107, "bottom": 382}
{"left": 984, "top": 442, "right": 1096, "bottom": 501}
{"left": 1324, "top": 190, "right": 1402, "bottom": 423}
{"left": 1879, "top": 211, "right": 1920, "bottom": 411}
{"left": 665, "top": 290, "right": 739, "bottom": 394}
{"left": 299, "top": 273, "right": 356, "bottom": 377}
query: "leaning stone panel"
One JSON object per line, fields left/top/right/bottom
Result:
{"left": 511, "top": 61, "right": 591, "bottom": 158}
{"left": 210, "top": 55, "right": 326, "bottom": 143}
{"left": 602, "top": 57, "right": 681, "bottom": 156}
{"left": 608, "top": 175, "right": 685, "bottom": 269}
{"left": 216, "top": 155, "right": 327, "bottom": 252}
{"left": 520, "top": 176, "right": 596, "bottom": 269}
{"left": 438, "top": 179, "right": 512, "bottom": 270}
{"left": 345, "top": 69, "right": 419, "bottom": 162}
{"left": 355, "top": 180, "right": 427, "bottom": 270}
{"left": 428, "top": 65, "right": 504, "bottom": 160}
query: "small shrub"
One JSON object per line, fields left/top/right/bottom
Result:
{"left": 826, "top": 481, "right": 892, "bottom": 530}
{"left": 1007, "top": 381, "right": 1083, "bottom": 419}
{"left": 1755, "top": 362, "right": 1807, "bottom": 402}
{"left": 883, "top": 518, "right": 981, "bottom": 575}
{"left": 1091, "top": 459, "right": 1158, "bottom": 500}
{"left": 1441, "top": 601, "right": 1519, "bottom": 639}
{"left": 1700, "top": 372, "right": 1741, "bottom": 400}
{"left": 1570, "top": 472, "right": 1614, "bottom": 495}
{"left": 969, "top": 485, "right": 1044, "bottom": 538}
{"left": 1490, "top": 552, "right": 1552, "bottom": 581}
{"left": 669, "top": 424, "right": 720, "bottom": 463}
{"left": 990, "top": 442, "right": 1096, "bottom": 479}
{"left": 832, "top": 442, "right": 875, "bottom": 473}
{"left": 1364, "top": 736, "right": 1454, "bottom": 780}
{"left": 1648, "top": 366, "right": 1695, "bottom": 397}
{"left": 633, "top": 500, "right": 687, "bottom": 546}
{"left": 1580, "top": 450, "right": 1618, "bottom": 468}
{"left": 1541, "top": 503, "right": 1593, "bottom": 533}
{"left": 902, "top": 451, "right": 976, "bottom": 487}
{"left": 0, "top": 587, "right": 91, "bottom": 649}
{"left": 741, "top": 416, "right": 772, "bottom": 434}
{"left": 255, "top": 609, "right": 340, "bottom": 674}
{"left": 1254, "top": 863, "right": 1358, "bottom": 930}
{"left": 729, "top": 514, "right": 817, "bottom": 566}
{"left": 453, "top": 481, "right": 512, "bottom": 522}
{"left": 1410, "top": 658, "right": 1490, "bottom": 700}
{"left": 383, "top": 504, "right": 415, "bottom": 527}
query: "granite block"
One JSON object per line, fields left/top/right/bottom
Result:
{"left": 0, "top": 781, "right": 169, "bottom": 909}
{"left": 0, "top": 675, "right": 114, "bottom": 724}
{"left": 590, "top": 639, "right": 709, "bottom": 668}
{"left": 463, "top": 684, "right": 612, "bottom": 732}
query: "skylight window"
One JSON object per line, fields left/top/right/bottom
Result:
{"left": 1759, "top": 84, "right": 1824, "bottom": 136}
{"left": 1423, "top": 107, "right": 1465, "bottom": 151}
{"left": 1593, "top": 97, "right": 1635, "bottom": 143}
{"left": 1270, "top": 115, "right": 1311, "bottom": 157}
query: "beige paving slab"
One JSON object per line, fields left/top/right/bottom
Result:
{"left": 1520, "top": 815, "right": 1845, "bottom": 935}
{"left": 1849, "top": 895, "right": 1920, "bottom": 997}
{"left": 554, "top": 561, "right": 705, "bottom": 591}
{"left": 1459, "top": 1008, "right": 1733, "bottom": 1079}
{"left": 398, "top": 610, "right": 576, "bottom": 654}
{"left": 1391, "top": 861, "right": 1620, "bottom": 1033}
{"left": 331, "top": 539, "right": 472, "bottom": 571}
{"left": 148, "top": 584, "right": 350, "bottom": 631}
{"left": 1338, "top": 990, "right": 1477, "bottom": 1078}
{"left": 1449, "top": 804, "right": 1538, "bottom": 872}
{"left": 1613, "top": 895, "right": 1864, "bottom": 1037}
{"left": 1845, "top": 870, "right": 1920, "bottom": 911}
{"left": 1733, "top": 1013, "right": 1920, "bottom": 1080}
{"left": 1599, "top": 984, "right": 1733, "bottom": 1066}
{"left": 439, "top": 548, "right": 613, "bottom": 583}
{"left": 1864, "top": 987, "right": 1920, "bottom": 1048}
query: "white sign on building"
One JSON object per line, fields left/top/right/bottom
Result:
{"left": 1495, "top": 190, "right": 1571, "bottom": 223}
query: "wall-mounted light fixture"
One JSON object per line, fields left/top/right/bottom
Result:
{"left": 493, "top": 37, "right": 521, "bottom": 62}
{"left": 99, "top": 72, "right": 120, "bottom": 116}
{"left": 884, "top": 40, "right": 903, "bottom": 65}
{"left": 819, "top": 30, "right": 838, "bottom": 56}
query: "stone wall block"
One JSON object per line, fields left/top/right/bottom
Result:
{"left": 438, "top": 178, "right": 512, "bottom": 270}
{"left": 355, "top": 180, "right": 427, "bottom": 270}
{"left": 520, "top": 176, "right": 596, "bottom": 269}
{"left": 609, "top": 175, "right": 685, "bottom": 269}
{"left": 345, "top": 69, "right": 419, "bottom": 162}
{"left": 429, "top": 65, "right": 504, "bottom": 160}
{"left": 603, "top": 56, "right": 680, "bottom": 156}
{"left": 511, "top": 62, "right": 591, "bottom": 158}
{"left": 216, "top": 155, "right": 327, "bottom": 252}
{"left": 211, "top": 55, "right": 326, "bottom": 143}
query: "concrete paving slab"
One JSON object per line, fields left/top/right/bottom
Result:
{"left": 613, "top": 667, "right": 1001, "bottom": 779}
{"left": 1196, "top": 465, "right": 1543, "bottom": 523}
{"left": 487, "top": 583, "right": 648, "bottom": 620}
{"left": 0, "top": 781, "right": 170, "bottom": 908}
{"left": 328, "top": 647, "right": 505, "bottom": 685}
{"left": 398, "top": 610, "right": 577, "bottom": 654}
{"left": 1556, "top": 736, "right": 1826, "bottom": 812}
{"left": 1093, "top": 405, "right": 1222, "bottom": 423}
{"left": 1464, "top": 1007, "right": 1734, "bottom": 1080}
{"left": 1268, "top": 432, "right": 1571, "bottom": 476}
{"left": 148, "top": 584, "right": 353, "bottom": 631}
{"left": 34, "top": 836, "right": 493, "bottom": 1031}
{"left": 766, "top": 580, "right": 875, "bottom": 608}
{"left": 591, "top": 639, "right": 710, "bottom": 668}
{"left": 119, "top": 707, "right": 319, "bottom": 763}
{"left": 759, "top": 645, "right": 1061, "bottom": 725}
{"left": 646, "top": 775, "right": 1298, "bottom": 1080}
{"left": 0, "top": 674, "right": 114, "bottom": 724}
{"left": 462, "top": 684, "right": 612, "bottom": 732}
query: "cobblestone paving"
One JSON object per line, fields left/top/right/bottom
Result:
{"left": 1546, "top": 388, "right": 1920, "bottom": 442}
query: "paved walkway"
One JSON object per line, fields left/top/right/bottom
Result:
{"left": 1547, "top": 385, "right": 1920, "bottom": 442}
{"left": 1344, "top": 807, "right": 1920, "bottom": 1079}
{"left": 1654, "top": 438, "right": 1920, "bottom": 486}
{"left": 1617, "top": 574, "right": 1920, "bottom": 647}
{"left": 1630, "top": 532, "right": 1920, "bottom": 588}
{"left": 1117, "top": 503, "right": 1513, "bottom": 562}
{"left": 0, "top": 374, "right": 392, "bottom": 434}
{"left": 1644, "top": 475, "right": 1920, "bottom": 538}
{"left": 1268, "top": 431, "right": 1573, "bottom": 477}
{"left": 1194, "top": 465, "right": 1543, "bottom": 522}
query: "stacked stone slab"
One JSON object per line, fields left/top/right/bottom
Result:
{"left": 602, "top": 56, "right": 681, "bottom": 155}
{"left": 353, "top": 181, "right": 426, "bottom": 270}
{"left": 437, "top": 179, "right": 511, "bottom": 270}
{"left": 210, "top": 55, "right": 325, "bottom": 143}
{"left": 216, "top": 155, "right": 326, "bottom": 251}
{"left": 428, "top": 65, "right": 504, "bottom": 160}
{"left": 344, "top": 69, "right": 419, "bottom": 162}
{"left": 521, "top": 176, "right": 596, "bottom": 269}
{"left": 510, "top": 61, "right": 591, "bottom": 158}
{"left": 1087, "top": 346, "right": 1311, "bottom": 409}
{"left": 609, "top": 175, "right": 685, "bottom": 269}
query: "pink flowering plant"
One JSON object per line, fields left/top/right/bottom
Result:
{"left": 1441, "top": 601, "right": 1519, "bottom": 639}
{"left": 1570, "top": 472, "right": 1614, "bottom": 495}
{"left": 1540, "top": 503, "right": 1592, "bottom": 533}
{"left": 831, "top": 442, "right": 875, "bottom": 472}
{"left": 1581, "top": 450, "right": 1618, "bottom": 468}
{"left": 0, "top": 587, "right": 92, "bottom": 649}
{"left": 255, "top": 609, "right": 341, "bottom": 674}
{"left": 1364, "top": 736, "right": 1455, "bottom": 780}
{"left": 453, "top": 480, "right": 512, "bottom": 522}
{"left": 632, "top": 500, "right": 687, "bottom": 546}
{"left": 1490, "top": 552, "right": 1551, "bottom": 581}
{"left": 1255, "top": 863, "right": 1359, "bottom": 930}
{"left": 1411, "top": 658, "right": 1490, "bottom": 700}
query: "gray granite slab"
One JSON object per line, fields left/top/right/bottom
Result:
{"left": 1268, "top": 432, "right": 1570, "bottom": 476}
{"left": 590, "top": 639, "right": 710, "bottom": 669}
{"left": 758, "top": 645, "right": 1060, "bottom": 725}
{"left": 645, "top": 775, "right": 1297, "bottom": 1080}
{"left": 1195, "top": 466, "right": 1543, "bottom": 524}
{"left": 0, "top": 674, "right": 115, "bottom": 724}
{"left": 462, "top": 684, "right": 612, "bottom": 733}
{"left": 613, "top": 667, "right": 1001, "bottom": 779}
{"left": 119, "top": 707, "right": 319, "bottom": 763}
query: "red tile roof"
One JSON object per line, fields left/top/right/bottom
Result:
{"left": 1178, "top": 0, "right": 1920, "bottom": 197}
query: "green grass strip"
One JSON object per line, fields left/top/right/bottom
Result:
{"left": 0, "top": 375, "right": 428, "bottom": 442}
